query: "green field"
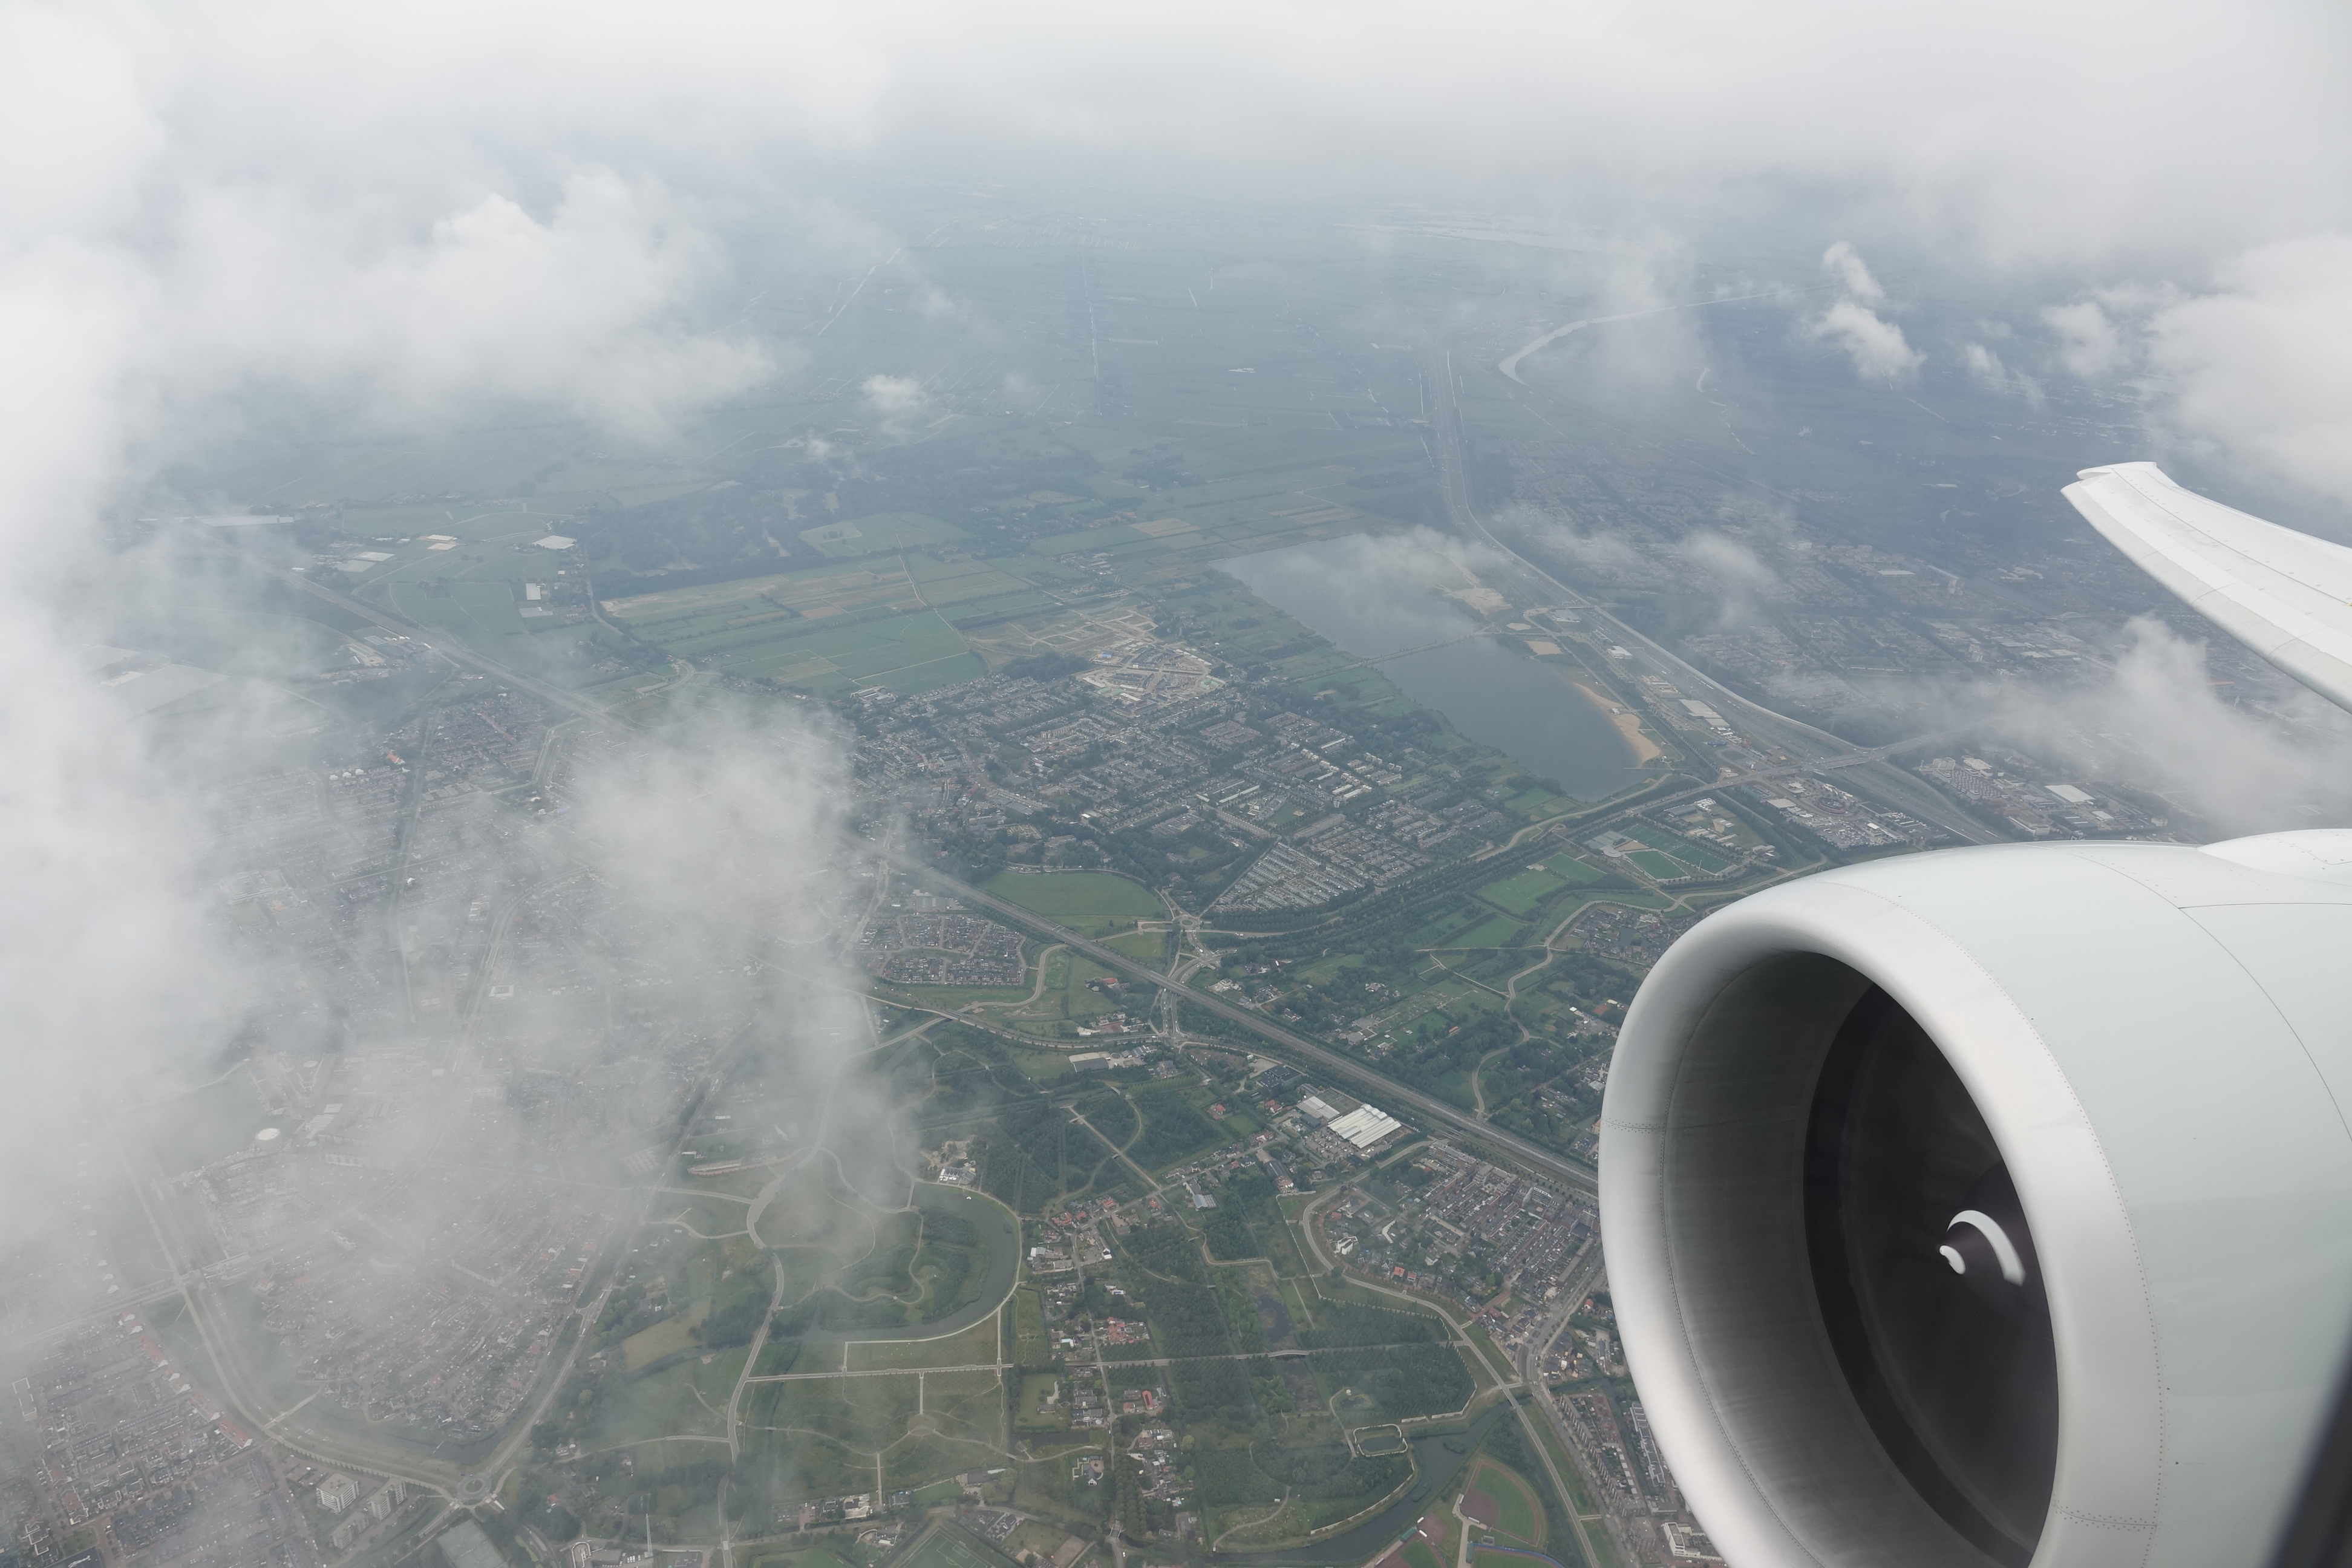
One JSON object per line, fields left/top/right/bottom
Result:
{"left": 1477, "top": 866, "right": 1569, "bottom": 917}
{"left": 981, "top": 871, "right": 1163, "bottom": 932}
{"left": 1449, "top": 913, "right": 1529, "bottom": 950}
{"left": 1625, "top": 850, "right": 1685, "bottom": 881}
{"left": 1102, "top": 929, "right": 1169, "bottom": 967}
{"left": 800, "top": 512, "right": 968, "bottom": 557}
{"left": 621, "top": 1305, "right": 708, "bottom": 1371}
{"left": 1651, "top": 835, "right": 1731, "bottom": 872}
{"left": 844, "top": 1316, "right": 999, "bottom": 1371}
{"left": 899, "top": 1524, "right": 1024, "bottom": 1568}
{"left": 389, "top": 580, "right": 526, "bottom": 642}
{"left": 1469, "top": 1459, "right": 1544, "bottom": 1546}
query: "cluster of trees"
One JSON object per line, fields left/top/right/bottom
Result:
{"left": 1072, "top": 1087, "right": 1138, "bottom": 1146}
{"left": 1384, "top": 1008, "right": 1516, "bottom": 1104}
{"left": 912, "top": 1025, "right": 1134, "bottom": 1214}
{"left": 1253, "top": 1440, "right": 1412, "bottom": 1503}
{"left": 1204, "top": 1168, "right": 1276, "bottom": 1261}
{"left": 698, "top": 1267, "right": 773, "bottom": 1349}
{"left": 1122, "top": 1223, "right": 1264, "bottom": 1423}
{"left": 1212, "top": 1266, "right": 1269, "bottom": 1353}
{"left": 1193, "top": 1447, "right": 1280, "bottom": 1506}
{"left": 1307, "top": 1343, "right": 1474, "bottom": 1420}
{"left": 1126, "top": 1086, "right": 1224, "bottom": 1168}
{"left": 1296, "top": 1301, "right": 1440, "bottom": 1350}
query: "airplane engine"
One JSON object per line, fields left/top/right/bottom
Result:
{"left": 1598, "top": 831, "right": 2352, "bottom": 1567}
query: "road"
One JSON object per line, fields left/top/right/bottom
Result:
{"left": 1515, "top": 1244, "right": 1647, "bottom": 1568}
{"left": 1419, "top": 351, "right": 1999, "bottom": 847}
{"left": 1292, "top": 1186, "right": 1609, "bottom": 1568}
{"left": 890, "top": 849, "right": 1595, "bottom": 1194}
{"left": 193, "top": 524, "right": 618, "bottom": 726}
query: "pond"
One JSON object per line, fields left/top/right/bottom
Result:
{"left": 1217, "top": 537, "right": 1647, "bottom": 803}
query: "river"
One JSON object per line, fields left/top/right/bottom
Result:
{"left": 1209, "top": 1403, "right": 1511, "bottom": 1565}
{"left": 1217, "top": 536, "right": 1647, "bottom": 803}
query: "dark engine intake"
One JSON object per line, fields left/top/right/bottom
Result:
{"left": 1598, "top": 832, "right": 2352, "bottom": 1567}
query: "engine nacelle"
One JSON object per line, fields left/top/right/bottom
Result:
{"left": 1598, "top": 832, "right": 2352, "bottom": 1567}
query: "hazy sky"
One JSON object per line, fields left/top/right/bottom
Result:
{"left": 2, "top": 0, "right": 2349, "bottom": 1169}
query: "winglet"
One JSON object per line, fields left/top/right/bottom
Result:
{"left": 2064, "top": 462, "right": 2352, "bottom": 714}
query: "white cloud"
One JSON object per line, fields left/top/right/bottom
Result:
{"left": 2042, "top": 299, "right": 2126, "bottom": 379}
{"left": 861, "top": 372, "right": 932, "bottom": 436}
{"left": 2036, "top": 239, "right": 2352, "bottom": 506}
{"left": 162, "top": 171, "right": 773, "bottom": 441}
{"left": 2141, "top": 235, "right": 2352, "bottom": 506}
{"left": 1820, "top": 240, "right": 1885, "bottom": 306}
{"left": 1803, "top": 242, "right": 1921, "bottom": 384}
{"left": 1985, "top": 617, "right": 2352, "bottom": 834}
{"left": 0, "top": 0, "right": 2339, "bottom": 1216}
{"left": 1810, "top": 298, "right": 1922, "bottom": 384}
{"left": 1962, "top": 341, "right": 2044, "bottom": 407}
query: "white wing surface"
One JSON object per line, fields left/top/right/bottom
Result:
{"left": 2065, "top": 462, "right": 2352, "bottom": 713}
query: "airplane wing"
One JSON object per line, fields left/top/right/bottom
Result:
{"left": 2065, "top": 462, "right": 2352, "bottom": 713}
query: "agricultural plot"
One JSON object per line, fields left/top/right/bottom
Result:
{"left": 1475, "top": 866, "right": 1570, "bottom": 918}
{"left": 979, "top": 871, "right": 1161, "bottom": 933}
{"left": 601, "top": 552, "right": 1039, "bottom": 694}
{"left": 389, "top": 580, "right": 526, "bottom": 642}
{"left": 799, "top": 512, "right": 967, "bottom": 557}
{"left": 844, "top": 1316, "right": 999, "bottom": 1371}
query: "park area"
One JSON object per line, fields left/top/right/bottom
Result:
{"left": 980, "top": 871, "right": 1162, "bottom": 935}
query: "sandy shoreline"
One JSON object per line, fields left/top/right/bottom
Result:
{"left": 1562, "top": 673, "right": 1664, "bottom": 765}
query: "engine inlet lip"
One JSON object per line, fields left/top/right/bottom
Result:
{"left": 1598, "top": 875, "right": 2163, "bottom": 1568}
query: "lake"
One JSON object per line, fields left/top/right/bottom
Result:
{"left": 1217, "top": 535, "right": 1647, "bottom": 803}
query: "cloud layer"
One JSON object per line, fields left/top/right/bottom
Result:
{"left": 0, "top": 0, "right": 2343, "bottom": 1184}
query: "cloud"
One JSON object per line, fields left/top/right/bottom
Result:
{"left": 1982, "top": 617, "right": 2352, "bottom": 834}
{"left": 2036, "top": 239, "right": 2352, "bottom": 506}
{"left": 163, "top": 171, "right": 774, "bottom": 442}
{"left": 1676, "top": 529, "right": 1784, "bottom": 627}
{"left": 0, "top": 0, "right": 2338, "bottom": 1261}
{"left": 1803, "top": 243, "right": 1921, "bottom": 384}
{"left": 1820, "top": 240, "right": 1885, "bottom": 306}
{"left": 1490, "top": 501, "right": 1647, "bottom": 577}
{"left": 1810, "top": 298, "right": 1922, "bottom": 384}
{"left": 2140, "top": 235, "right": 2352, "bottom": 505}
{"left": 861, "top": 372, "right": 933, "bottom": 436}
{"left": 2042, "top": 299, "right": 2128, "bottom": 379}
{"left": 1962, "top": 341, "right": 2045, "bottom": 407}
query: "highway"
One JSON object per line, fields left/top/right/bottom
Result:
{"left": 201, "top": 525, "right": 1602, "bottom": 1197}
{"left": 191, "top": 524, "right": 621, "bottom": 727}
{"left": 886, "top": 848, "right": 1598, "bottom": 1194}
{"left": 1417, "top": 350, "right": 2000, "bottom": 847}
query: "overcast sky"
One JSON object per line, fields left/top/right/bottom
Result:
{"left": 2, "top": 0, "right": 2348, "bottom": 1155}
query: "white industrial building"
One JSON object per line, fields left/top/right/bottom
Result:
{"left": 1328, "top": 1105, "right": 1403, "bottom": 1149}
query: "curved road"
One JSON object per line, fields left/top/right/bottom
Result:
{"left": 1422, "top": 350, "right": 1998, "bottom": 847}
{"left": 890, "top": 851, "right": 1596, "bottom": 1194}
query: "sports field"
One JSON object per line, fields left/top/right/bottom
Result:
{"left": 1467, "top": 1459, "right": 1545, "bottom": 1546}
{"left": 898, "top": 1524, "right": 1023, "bottom": 1568}
{"left": 1625, "top": 849, "right": 1686, "bottom": 881}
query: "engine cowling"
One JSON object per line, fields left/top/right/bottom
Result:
{"left": 1598, "top": 831, "right": 2352, "bottom": 1567}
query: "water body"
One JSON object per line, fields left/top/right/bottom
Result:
{"left": 1210, "top": 1403, "right": 1510, "bottom": 1565}
{"left": 1218, "top": 537, "right": 1646, "bottom": 803}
